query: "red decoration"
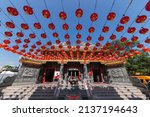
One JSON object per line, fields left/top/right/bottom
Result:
{"left": 76, "top": 45, "right": 80, "bottom": 49}
{"left": 3, "top": 39, "right": 11, "bottom": 44}
{"left": 139, "top": 27, "right": 149, "bottom": 34}
{"left": 5, "top": 22, "right": 15, "bottom": 28}
{"left": 12, "top": 45, "right": 19, "bottom": 50}
{"left": 41, "top": 33, "right": 47, "bottom": 39}
{"left": 127, "top": 27, "right": 136, "bottom": 33}
{"left": 98, "top": 36, "right": 104, "bottom": 41}
{"left": 106, "top": 42, "right": 111, "bottom": 47}
{"left": 145, "top": 38, "right": 150, "bottom": 43}
{"left": 41, "top": 45, "right": 46, "bottom": 50}
{"left": 48, "top": 23, "right": 55, "bottom": 30}
{"left": 20, "top": 49, "right": 26, "bottom": 53}
{"left": 76, "top": 33, "right": 81, "bottom": 39}
{"left": 142, "top": 47, "right": 148, "bottom": 52}
{"left": 53, "top": 32, "right": 59, "bottom": 38}
{"left": 59, "top": 44, "right": 63, "bottom": 49}
{"left": 36, "top": 41, "right": 41, "bottom": 45}
{"left": 62, "top": 23, "right": 69, "bottom": 30}
{"left": 16, "top": 32, "right": 24, "bottom": 37}
{"left": 66, "top": 40, "right": 71, "bottom": 45}
{"left": 42, "top": 10, "right": 51, "bottom": 18}
{"left": 51, "top": 45, "right": 55, "bottom": 50}
{"left": 90, "top": 13, "right": 98, "bottom": 22}
{"left": 87, "top": 36, "right": 92, "bottom": 41}
{"left": 126, "top": 42, "right": 132, "bottom": 46}
{"left": 116, "top": 25, "right": 124, "bottom": 32}
{"left": 120, "top": 37, "right": 127, "bottom": 42}
{"left": 145, "top": 1, "right": 150, "bottom": 11}
{"left": 34, "top": 23, "right": 41, "bottom": 29}
{"left": 21, "top": 23, "right": 29, "bottom": 30}
{"left": 136, "top": 15, "right": 147, "bottom": 23}
{"left": 76, "top": 24, "right": 82, "bottom": 31}
{"left": 56, "top": 39, "right": 60, "bottom": 44}
{"left": 75, "top": 8, "right": 83, "bottom": 18}
{"left": 110, "top": 34, "right": 116, "bottom": 40}
{"left": 31, "top": 44, "right": 36, "bottom": 49}
{"left": 47, "top": 41, "right": 52, "bottom": 45}
{"left": 23, "top": 6, "right": 33, "bottom": 15}
{"left": 88, "top": 27, "right": 95, "bottom": 33}
{"left": 107, "top": 12, "right": 116, "bottom": 21}
{"left": 96, "top": 42, "right": 101, "bottom": 46}
{"left": 64, "top": 33, "right": 70, "bottom": 39}
{"left": 24, "top": 39, "right": 30, "bottom": 43}
{"left": 23, "top": 44, "right": 28, "bottom": 49}
{"left": 102, "top": 26, "right": 109, "bottom": 33}
{"left": 137, "top": 44, "right": 144, "bottom": 48}
{"left": 134, "top": 51, "right": 140, "bottom": 55}
{"left": 120, "top": 16, "right": 130, "bottom": 24}
{"left": 131, "top": 36, "right": 138, "bottom": 42}
{"left": 7, "top": 7, "right": 18, "bottom": 16}
{"left": 59, "top": 11, "right": 67, "bottom": 20}
{"left": 5, "top": 31, "right": 13, "bottom": 37}
{"left": 29, "top": 33, "right": 36, "bottom": 38}
{"left": 76, "top": 39, "right": 81, "bottom": 44}
{"left": 86, "top": 42, "right": 90, "bottom": 46}
{"left": 15, "top": 39, "right": 21, "bottom": 44}
{"left": 114, "top": 44, "right": 119, "bottom": 49}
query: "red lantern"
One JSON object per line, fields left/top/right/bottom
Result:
{"left": 86, "top": 42, "right": 90, "bottom": 46}
{"left": 21, "top": 49, "right": 26, "bottom": 53}
{"left": 76, "top": 45, "right": 80, "bottom": 49}
{"left": 5, "top": 31, "right": 13, "bottom": 37}
{"left": 12, "top": 45, "right": 19, "bottom": 50}
{"left": 23, "top": 6, "right": 33, "bottom": 15}
{"left": 56, "top": 39, "right": 60, "bottom": 44}
{"left": 90, "top": 13, "right": 98, "bottom": 22}
{"left": 134, "top": 51, "right": 140, "bottom": 55}
{"left": 107, "top": 12, "right": 116, "bottom": 21}
{"left": 76, "top": 33, "right": 81, "bottom": 39}
{"left": 16, "top": 32, "right": 24, "bottom": 37}
{"left": 120, "top": 47, "right": 124, "bottom": 51}
{"left": 98, "top": 36, "right": 104, "bottom": 41}
{"left": 88, "top": 27, "right": 95, "bottom": 33}
{"left": 15, "top": 39, "right": 21, "bottom": 44}
{"left": 76, "top": 24, "right": 82, "bottom": 31}
{"left": 136, "top": 15, "right": 147, "bottom": 23}
{"left": 64, "top": 33, "right": 70, "bottom": 39}
{"left": 23, "top": 44, "right": 28, "bottom": 48}
{"left": 36, "top": 41, "right": 41, "bottom": 45}
{"left": 84, "top": 47, "right": 88, "bottom": 50}
{"left": 59, "top": 44, "right": 63, "bottom": 49}
{"left": 126, "top": 42, "right": 132, "bottom": 46}
{"left": 41, "top": 33, "right": 47, "bottom": 39}
{"left": 5, "top": 22, "right": 15, "bottom": 28}
{"left": 24, "top": 39, "right": 30, "bottom": 43}
{"left": 96, "top": 42, "right": 101, "bottom": 46}
{"left": 41, "top": 45, "right": 46, "bottom": 50}
{"left": 66, "top": 40, "right": 71, "bottom": 45}
{"left": 87, "top": 36, "right": 92, "bottom": 41}
{"left": 120, "top": 37, "right": 127, "bottom": 42}
{"left": 29, "top": 49, "right": 34, "bottom": 52}
{"left": 131, "top": 36, "right": 138, "bottom": 42}
{"left": 76, "top": 39, "right": 81, "bottom": 44}
{"left": 120, "top": 16, "right": 130, "bottom": 24}
{"left": 137, "top": 44, "right": 144, "bottom": 48}
{"left": 106, "top": 42, "right": 111, "bottom": 47}
{"left": 29, "top": 33, "right": 36, "bottom": 38}
{"left": 31, "top": 44, "right": 36, "bottom": 49}
{"left": 139, "top": 28, "right": 149, "bottom": 34}
{"left": 127, "top": 27, "right": 136, "bottom": 33}
{"left": 21, "top": 23, "right": 29, "bottom": 30}
{"left": 93, "top": 47, "right": 97, "bottom": 51}
{"left": 42, "top": 9, "right": 51, "bottom": 18}
{"left": 145, "top": 1, "right": 150, "bottom": 11}
{"left": 142, "top": 47, "right": 148, "bottom": 52}
{"left": 7, "top": 7, "right": 18, "bottom": 16}
{"left": 114, "top": 44, "right": 119, "bottom": 49}
{"left": 102, "top": 26, "right": 109, "bottom": 33}
{"left": 62, "top": 23, "right": 69, "bottom": 30}
{"left": 3, "top": 39, "right": 11, "bottom": 44}
{"left": 116, "top": 25, "right": 124, "bottom": 32}
{"left": 59, "top": 11, "right": 67, "bottom": 20}
{"left": 53, "top": 32, "right": 59, "bottom": 38}
{"left": 75, "top": 8, "right": 83, "bottom": 18}
{"left": 51, "top": 45, "right": 55, "bottom": 49}
{"left": 145, "top": 38, "right": 150, "bottom": 43}
{"left": 110, "top": 34, "right": 116, "bottom": 40}
{"left": 34, "top": 23, "right": 41, "bottom": 29}
{"left": 47, "top": 41, "right": 52, "bottom": 45}
{"left": 48, "top": 23, "right": 55, "bottom": 30}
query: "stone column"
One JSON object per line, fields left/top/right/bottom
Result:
{"left": 84, "top": 64, "right": 88, "bottom": 79}
{"left": 59, "top": 64, "right": 64, "bottom": 82}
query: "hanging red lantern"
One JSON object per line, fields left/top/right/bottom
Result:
{"left": 88, "top": 27, "right": 95, "bottom": 33}
{"left": 36, "top": 49, "right": 41, "bottom": 52}
{"left": 116, "top": 25, "right": 124, "bottom": 32}
{"left": 53, "top": 32, "right": 59, "bottom": 38}
{"left": 59, "top": 44, "right": 63, "bottom": 49}
{"left": 87, "top": 36, "right": 92, "bottom": 41}
{"left": 64, "top": 33, "right": 70, "bottom": 39}
{"left": 36, "top": 41, "right": 41, "bottom": 45}
{"left": 56, "top": 39, "right": 60, "bottom": 44}
{"left": 21, "top": 23, "right": 29, "bottom": 30}
{"left": 126, "top": 42, "right": 132, "bottom": 46}
{"left": 76, "top": 45, "right": 80, "bottom": 49}
{"left": 16, "top": 32, "right": 24, "bottom": 37}
{"left": 23, "top": 6, "right": 33, "bottom": 15}
{"left": 120, "top": 47, "right": 125, "bottom": 51}
{"left": 145, "top": 1, "right": 150, "bottom": 11}
{"left": 130, "top": 49, "right": 135, "bottom": 53}
{"left": 93, "top": 47, "right": 97, "bottom": 51}
{"left": 90, "top": 13, "right": 98, "bottom": 22}
{"left": 31, "top": 44, "right": 36, "bottom": 49}
{"left": 96, "top": 42, "right": 101, "bottom": 46}
{"left": 62, "top": 23, "right": 69, "bottom": 30}
{"left": 42, "top": 9, "right": 51, "bottom": 18}
{"left": 142, "top": 47, "right": 148, "bottom": 52}
{"left": 66, "top": 40, "right": 71, "bottom": 45}
{"left": 12, "top": 45, "right": 19, "bottom": 50}
{"left": 120, "top": 37, "right": 127, "bottom": 42}
{"left": 84, "top": 47, "right": 88, "bottom": 50}
{"left": 59, "top": 11, "right": 67, "bottom": 20}
{"left": 15, "top": 39, "right": 21, "bottom": 44}
{"left": 107, "top": 12, "right": 116, "bottom": 21}
{"left": 110, "top": 34, "right": 116, "bottom": 40}
{"left": 5, "top": 22, "right": 15, "bottom": 28}
{"left": 139, "top": 27, "right": 149, "bottom": 34}
{"left": 76, "top": 39, "right": 81, "bottom": 44}
{"left": 145, "top": 38, "right": 150, "bottom": 43}
{"left": 76, "top": 33, "right": 81, "bottom": 39}
{"left": 76, "top": 24, "right": 82, "bottom": 31}
{"left": 114, "top": 44, "right": 119, "bottom": 49}
{"left": 41, "top": 45, "right": 46, "bottom": 50}
{"left": 29, "top": 49, "right": 34, "bottom": 52}
{"left": 98, "top": 36, "right": 104, "bottom": 41}
{"left": 7, "top": 7, "right": 18, "bottom": 16}
{"left": 4, "top": 31, "right": 13, "bottom": 37}
{"left": 86, "top": 42, "right": 90, "bottom": 46}
{"left": 137, "top": 44, "right": 144, "bottom": 48}
{"left": 34, "top": 23, "right": 41, "bottom": 29}
{"left": 48, "top": 23, "right": 55, "bottom": 30}
{"left": 131, "top": 36, "right": 138, "bottom": 42}
{"left": 127, "top": 27, "right": 136, "bottom": 33}
{"left": 134, "top": 51, "right": 140, "bottom": 55}
{"left": 23, "top": 44, "right": 28, "bottom": 48}
{"left": 24, "top": 39, "right": 30, "bottom": 43}
{"left": 106, "top": 42, "right": 111, "bottom": 47}
{"left": 41, "top": 33, "right": 47, "bottom": 39}
{"left": 29, "top": 33, "right": 36, "bottom": 38}
{"left": 75, "top": 8, "right": 83, "bottom": 18}
{"left": 136, "top": 15, "right": 147, "bottom": 23}
{"left": 3, "top": 39, "right": 11, "bottom": 44}
{"left": 120, "top": 16, "right": 130, "bottom": 24}
{"left": 68, "top": 45, "right": 71, "bottom": 49}
{"left": 20, "top": 49, "right": 26, "bottom": 53}
{"left": 47, "top": 41, "right": 52, "bottom": 45}
{"left": 102, "top": 26, "right": 109, "bottom": 33}
{"left": 51, "top": 45, "right": 55, "bottom": 49}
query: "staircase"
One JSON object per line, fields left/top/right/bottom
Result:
{"left": 89, "top": 83, "right": 147, "bottom": 100}
{"left": 0, "top": 83, "right": 57, "bottom": 100}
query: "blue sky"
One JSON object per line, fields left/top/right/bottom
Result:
{"left": 0, "top": 0, "right": 150, "bottom": 67}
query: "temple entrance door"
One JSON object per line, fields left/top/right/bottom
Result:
{"left": 93, "top": 69, "right": 101, "bottom": 82}
{"left": 45, "top": 69, "right": 55, "bottom": 82}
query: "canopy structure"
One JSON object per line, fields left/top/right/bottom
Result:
{"left": 0, "top": 0, "right": 150, "bottom": 65}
